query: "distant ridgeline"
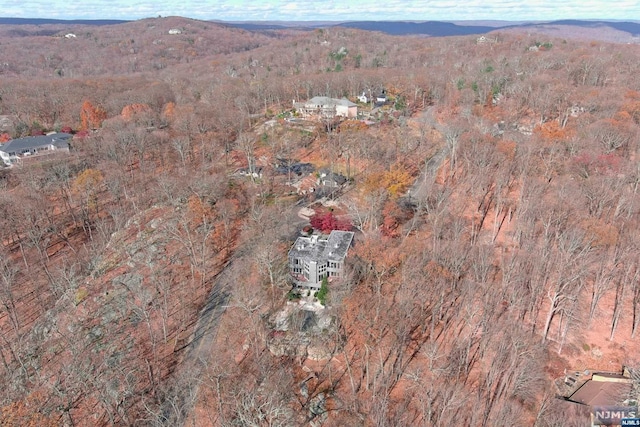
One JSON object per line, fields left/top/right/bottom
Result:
{"left": 0, "top": 16, "right": 639, "bottom": 39}
{"left": 334, "top": 21, "right": 496, "bottom": 36}
{"left": 517, "top": 19, "right": 640, "bottom": 36}
{"left": 226, "top": 19, "right": 640, "bottom": 38}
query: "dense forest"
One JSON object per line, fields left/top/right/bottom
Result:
{"left": 1, "top": 15, "right": 640, "bottom": 426}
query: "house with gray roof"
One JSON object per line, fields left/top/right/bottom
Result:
{"left": 288, "top": 230, "right": 355, "bottom": 290}
{"left": 294, "top": 96, "right": 357, "bottom": 119}
{"left": 318, "top": 168, "right": 348, "bottom": 188}
{"left": 0, "top": 133, "right": 72, "bottom": 166}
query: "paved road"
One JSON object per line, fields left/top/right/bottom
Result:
{"left": 407, "top": 148, "right": 447, "bottom": 203}
{"left": 407, "top": 106, "right": 448, "bottom": 204}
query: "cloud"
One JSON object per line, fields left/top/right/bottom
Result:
{"left": 3, "top": 0, "right": 640, "bottom": 21}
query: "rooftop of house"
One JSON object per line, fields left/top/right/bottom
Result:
{"left": 567, "top": 372, "right": 633, "bottom": 406}
{"left": 0, "top": 133, "right": 72, "bottom": 153}
{"left": 289, "top": 230, "right": 355, "bottom": 263}
{"left": 305, "top": 96, "right": 357, "bottom": 108}
{"left": 318, "top": 168, "right": 348, "bottom": 185}
{"left": 274, "top": 161, "right": 315, "bottom": 176}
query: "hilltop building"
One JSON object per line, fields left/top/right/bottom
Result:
{"left": 288, "top": 230, "right": 355, "bottom": 290}
{"left": 294, "top": 97, "right": 357, "bottom": 119}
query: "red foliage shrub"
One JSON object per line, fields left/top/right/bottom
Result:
{"left": 309, "top": 211, "right": 352, "bottom": 233}
{"left": 381, "top": 199, "right": 413, "bottom": 238}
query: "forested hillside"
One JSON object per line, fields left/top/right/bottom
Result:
{"left": 1, "top": 16, "right": 640, "bottom": 426}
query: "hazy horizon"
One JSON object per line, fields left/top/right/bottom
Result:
{"left": 0, "top": 16, "right": 637, "bottom": 26}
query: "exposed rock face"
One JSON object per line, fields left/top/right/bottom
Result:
{"left": 15, "top": 203, "right": 229, "bottom": 424}
{"left": 0, "top": 115, "right": 13, "bottom": 132}
{"left": 267, "top": 300, "right": 340, "bottom": 360}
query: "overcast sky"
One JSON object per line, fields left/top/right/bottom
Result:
{"left": 2, "top": 0, "right": 639, "bottom": 22}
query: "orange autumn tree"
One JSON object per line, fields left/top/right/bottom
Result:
{"left": 162, "top": 101, "right": 176, "bottom": 122}
{"left": 72, "top": 168, "right": 104, "bottom": 215}
{"left": 533, "top": 120, "right": 575, "bottom": 144}
{"left": 186, "top": 194, "right": 215, "bottom": 228}
{"left": 121, "top": 103, "right": 152, "bottom": 121}
{"left": 365, "top": 163, "right": 414, "bottom": 198}
{"left": 79, "top": 100, "right": 107, "bottom": 130}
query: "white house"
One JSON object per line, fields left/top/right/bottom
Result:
{"left": 0, "top": 133, "right": 72, "bottom": 166}
{"left": 237, "top": 166, "right": 263, "bottom": 179}
{"left": 294, "top": 97, "right": 357, "bottom": 119}
{"left": 288, "top": 230, "right": 355, "bottom": 290}
{"left": 476, "top": 35, "right": 498, "bottom": 45}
